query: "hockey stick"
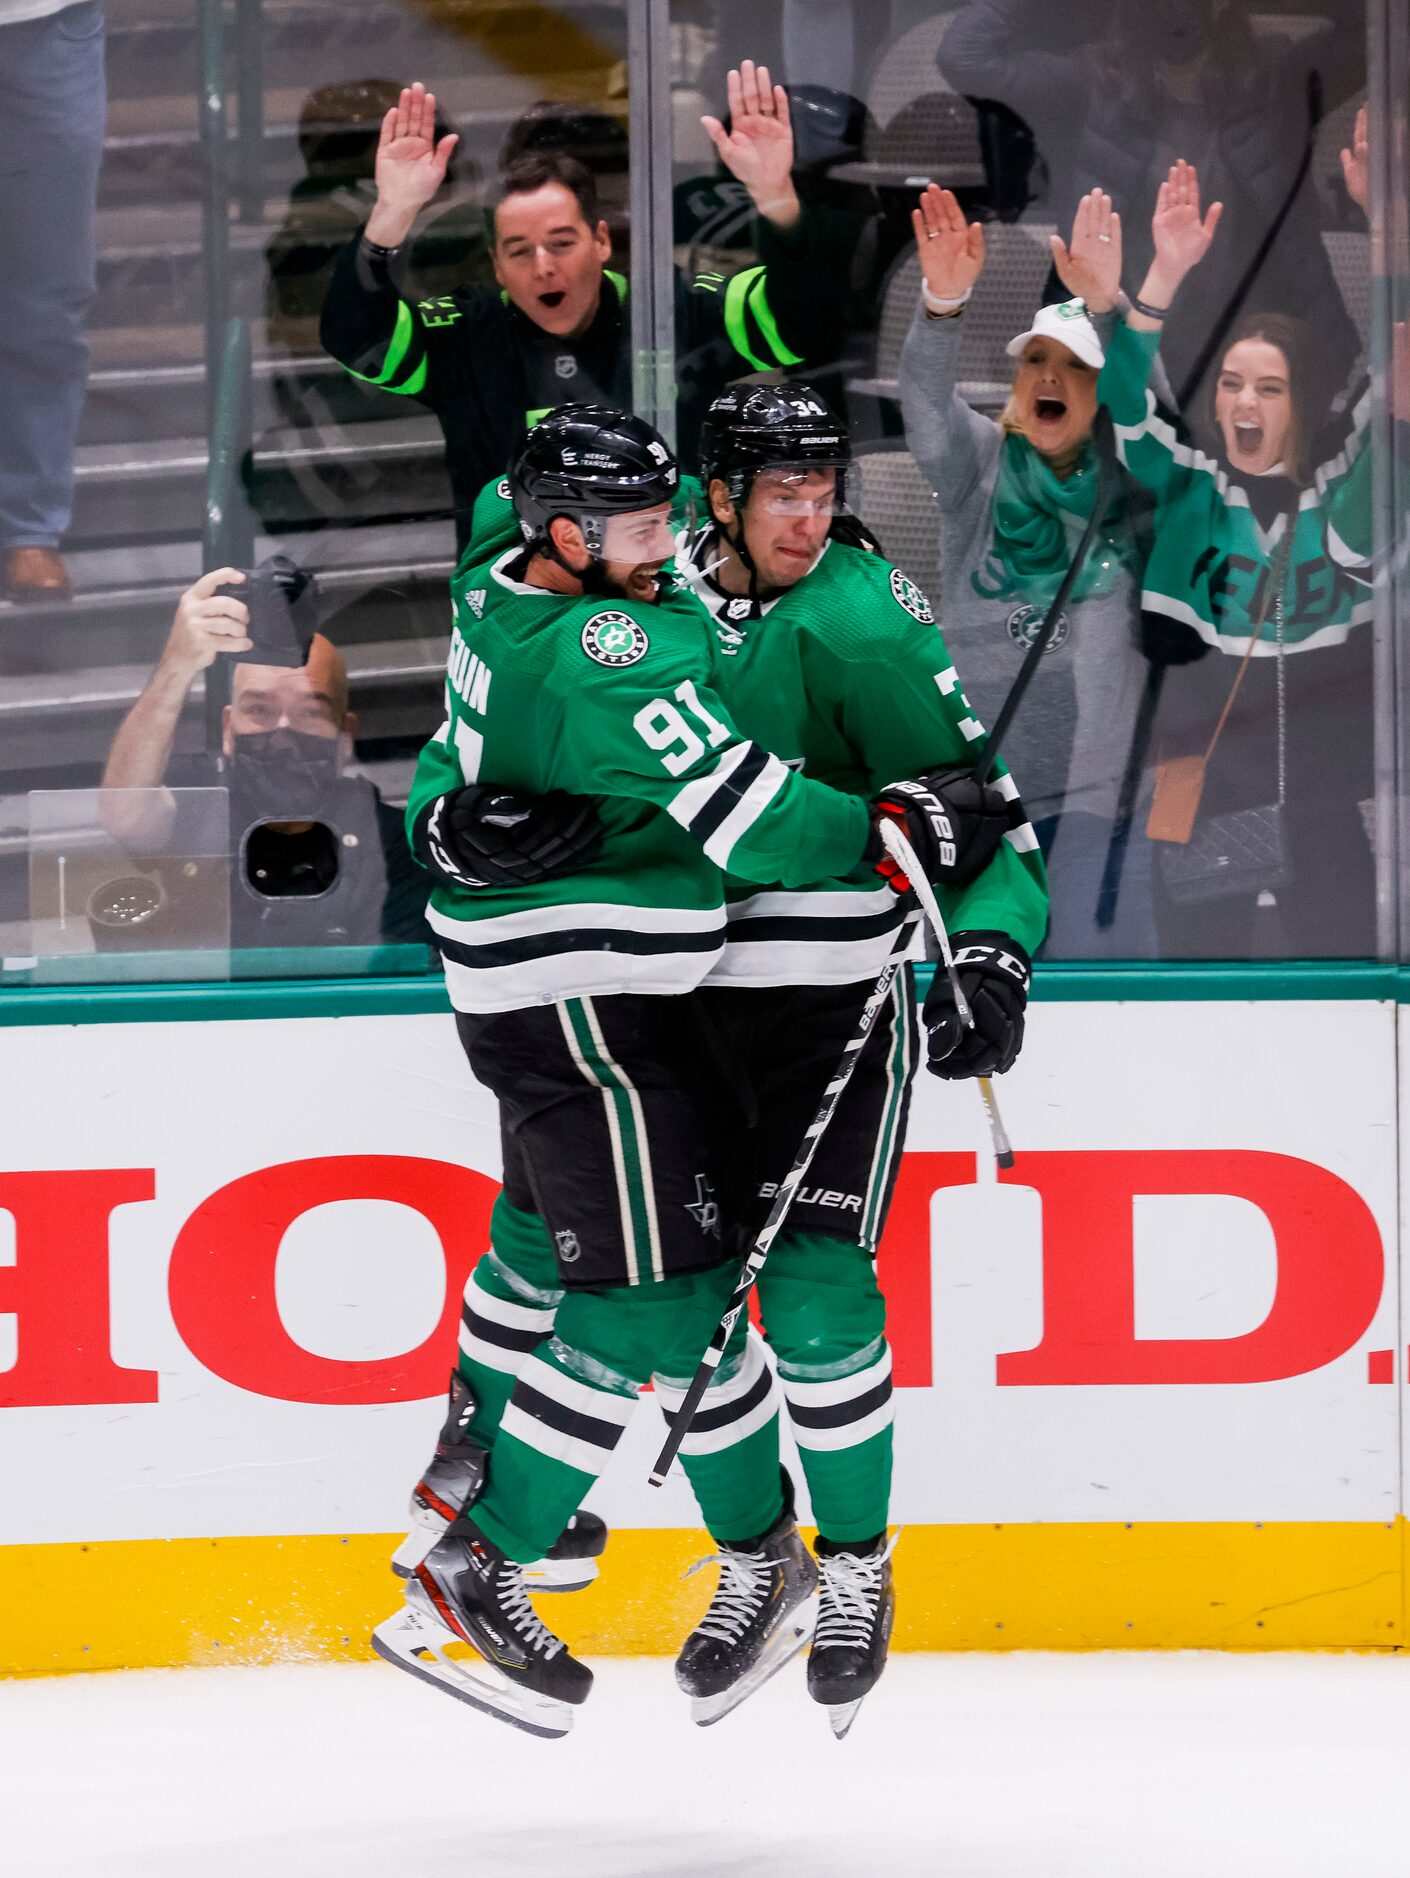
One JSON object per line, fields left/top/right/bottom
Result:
{"left": 973, "top": 406, "right": 1118, "bottom": 789}
{"left": 648, "top": 920, "right": 914, "bottom": 1488}
{"left": 879, "top": 818, "right": 1015, "bottom": 1172}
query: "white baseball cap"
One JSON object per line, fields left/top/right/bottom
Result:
{"left": 1006, "top": 298, "right": 1105, "bottom": 371}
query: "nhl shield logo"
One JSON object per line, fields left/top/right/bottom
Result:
{"left": 555, "top": 1227, "right": 581, "bottom": 1264}
{"left": 581, "top": 610, "right": 650, "bottom": 667}
{"left": 1006, "top": 602, "right": 1070, "bottom": 653}
{"left": 889, "top": 567, "right": 934, "bottom": 623}
{"left": 554, "top": 353, "right": 577, "bottom": 379}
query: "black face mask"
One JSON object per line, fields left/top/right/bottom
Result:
{"left": 230, "top": 727, "right": 341, "bottom": 821}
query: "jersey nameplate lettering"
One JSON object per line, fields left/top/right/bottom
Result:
{"left": 582, "top": 611, "right": 650, "bottom": 667}
{"left": 889, "top": 567, "right": 934, "bottom": 624}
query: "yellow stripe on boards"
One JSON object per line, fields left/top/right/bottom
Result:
{"left": 0, "top": 1522, "right": 1402, "bottom": 1677}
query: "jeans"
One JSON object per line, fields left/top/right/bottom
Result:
{"left": 0, "top": 2, "right": 106, "bottom": 551}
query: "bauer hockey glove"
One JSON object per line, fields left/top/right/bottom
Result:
{"left": 923, "top": 932, "right": 1030, "bottom": 1080}
{"left": 867, "top": 769, "right": 1009, "bottom": 892}
{"left": 413, "top": 784, "right": 603, "bottom": 889}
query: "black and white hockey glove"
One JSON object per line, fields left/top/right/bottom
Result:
{"left": 867, "top": 768, "right": 1009, "bottom": 893}
{"left": 413, "top": 784, "right": 603, "bottom": 889}
{"left": 923, "top": 932, "right": 1030, "bottom": 1080}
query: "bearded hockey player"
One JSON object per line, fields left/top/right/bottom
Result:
{"left": 372, "top": 403, "right": 983, "bottom": 1740}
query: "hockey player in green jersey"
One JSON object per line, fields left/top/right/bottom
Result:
{"left": 650, "top": 383, "right": 1047, "bottom": 1733}
{"left": 372, "top": 403, "right": 988, "bottom": 1738}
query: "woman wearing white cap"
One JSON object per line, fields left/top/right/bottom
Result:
{"left": 899, "top": 184, "right": 1156, "bottom": 958}
{"left": 1095, "top": 159, "right": 1374, "bottom": 959}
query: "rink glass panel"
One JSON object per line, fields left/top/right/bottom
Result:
{"left": 2, "top": 0, "right": 1407, "bottom": 998}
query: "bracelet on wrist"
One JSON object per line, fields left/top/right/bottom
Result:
{"left": 922, "top": 281, "right": 972, "bottom": 316}
{"left": 360, "top": 235, "right": 404, "bottom": 260}
{"left": 1131, "top": 295, "right": 1169, "bottom": 321}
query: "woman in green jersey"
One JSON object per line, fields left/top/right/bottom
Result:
{"left": 1096, "top": 159, "right": 1374, "bottom": 959}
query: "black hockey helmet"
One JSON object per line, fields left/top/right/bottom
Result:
{"left": 698, "top": 383, "right": 851, "bottom": 505}
{"left": 509, "top": 403, "right": 679, "bottom": 556}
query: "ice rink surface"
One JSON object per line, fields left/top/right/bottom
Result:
{"left": 3, "top": 1651, "right": 1407, "bottom": 1877}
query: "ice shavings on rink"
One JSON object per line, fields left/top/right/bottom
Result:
{"left": 2, "top": 1651, "right": 1407, "bottom": 1878}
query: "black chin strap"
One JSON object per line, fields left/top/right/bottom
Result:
{"left": 721, "top": 517, "right": 763, "bottom": 612}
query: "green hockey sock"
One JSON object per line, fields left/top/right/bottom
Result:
{"left": 656, "top": 1329, "right": 784, "bottom": 1545}
{"left": 758, "top": 1231, "right": 894, "bottom": 1546}
{"left": 454, "top": 1195, "right": 562, "bottom": 1450}
{"left": 472, "top": 1266, "right": 742, "bottom": 1561}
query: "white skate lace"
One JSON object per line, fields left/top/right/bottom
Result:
{"left": 814, "top": 1534, "right": 900, "bottom": 1651}
{"left": 685, "top": 1549, "right": 774, "bottom": 1644}
{"left": 497, "top": 1562, "right": 564, "bottom": 1659}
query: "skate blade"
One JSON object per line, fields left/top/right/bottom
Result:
{"left": 370, "top": 1605, "right": 574, "bottom": 1741}
{"left": 522, "top": 1555, "right": 599, "bottom": 1594}
{"left": 826, "top": 1697, "right": 865, "bottom": 1741}
{"left": 687, "top": 1606, "right": 816, "bottom": 1728}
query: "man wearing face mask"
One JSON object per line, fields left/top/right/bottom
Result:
{"left": 101, "top": 572, "right": 433, "bottom": 950}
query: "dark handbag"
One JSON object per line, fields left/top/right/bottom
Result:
{"left": 1148, "top": 527, "right": 1294, "bottom": 905}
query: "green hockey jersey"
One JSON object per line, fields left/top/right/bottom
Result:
{"left": 676, "top": 529, "right": 1049, "bottom": 986}
{"left": 406, "top": 543, "right": 870, "bottom": 1011}
{"left": 1099, "top": 323, "right": 1372, "bottom": 653}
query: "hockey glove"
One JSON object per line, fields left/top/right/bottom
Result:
{"left": 867, "top": 768, "right": 1009, "bottom": 892}
{"left": 414, "top": 785, "right": 603, "bottom": 889}
{"left": 923, "top": 931, "right": 1030, "bottom": 1080}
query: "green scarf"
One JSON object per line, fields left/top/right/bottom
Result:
{"left": 981, "top": 433, "right": 1136, "bottom": 610}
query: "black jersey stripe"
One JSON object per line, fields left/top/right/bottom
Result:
{"left": 661, "top": 1359, "right": 774, "bottom": 1437}
{"left": 461, "top": 1305, "right": 545, "bottom": 1356}
{"left": 435, "top": 924, "right": 722, "bottom": 971}
{"left": 724, "top": 907, "right": 906, "bottom": 946}
{"left": 511, "top": 1380, "right": 628, "bottom": 1455}
{"left": 687, "top": 742, "right": 772, "bottom": 843}
{"left": 784, "top": 1374, "right": 893, "bottom": 1431}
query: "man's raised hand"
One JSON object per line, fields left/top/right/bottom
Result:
{"left": 702, "top": 60, "right": 799, "bottom": 227}
{"left": 367, "top": 82, "right": 459, "bottom": 247}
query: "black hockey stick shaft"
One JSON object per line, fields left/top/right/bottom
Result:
{"left": 648, "top": 931, "right": 911, "bottom": 1486}
{"left": 974, "top": 406, "right": 1118, "bottom": 787}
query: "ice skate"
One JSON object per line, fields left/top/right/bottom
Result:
{"left": 808, "top": 1531, "right": 898, "bottom": 1739}
{"left": 389, "top": 1372, "right": 607, "bottom": 1590}
{"left": 372, "top": 1514, "right": 593, "bottom": 1739}
{"left": 675, "top": 1473, "right": 817, "bottom": 1727}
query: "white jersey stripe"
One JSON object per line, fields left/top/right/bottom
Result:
{"left": 701, "top": 754, "right": 790, "bottom": 866}
{"left": 665, "top": 740, "right": 753, "bottom": 832}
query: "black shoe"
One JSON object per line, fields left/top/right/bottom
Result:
{"left": 808, "top": 1531, "right": 897, "bottom": 1739}
{"left": 373, "top": 1513, "right": 593, "bottom": 1738}
{"left": 675, "top": 1471, "right": 818, "bottom": 1726}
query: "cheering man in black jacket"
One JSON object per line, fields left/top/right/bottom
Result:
{"left": 319, "top": 67, "right": 849, "bottom": 551}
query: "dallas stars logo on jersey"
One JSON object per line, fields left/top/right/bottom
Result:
{"left": 581, "top": 611, "right": 650, "bottom": 667}
{"left": 889, "top": 567, "right": 934, "bottom": 623}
